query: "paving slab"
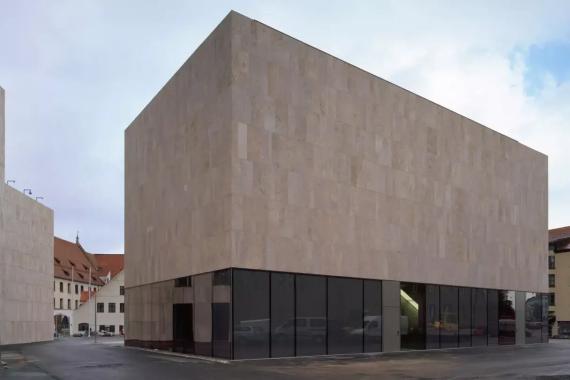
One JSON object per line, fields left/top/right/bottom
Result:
{"left": 2, "top": 337, "right": 570, "bottom": 379}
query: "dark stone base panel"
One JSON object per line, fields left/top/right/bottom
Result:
{"left": 125, "top": 340, "right": 173, "bottom": 351}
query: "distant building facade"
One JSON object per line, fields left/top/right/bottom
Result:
{"left": 548, "top": 227, "right": 570, "bottom": 337}
{"left": 125, "top": 12, "right": 549, "bottom": 359}
{"left": 53, "top": 236, "right": 123, "bottom": 335}
{"left": 72, "top": 270, "right": 125, "bottom": 336}
{"left": 0, "top": 86, "right": 54, "bottom": 345}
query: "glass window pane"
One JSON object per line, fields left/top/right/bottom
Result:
{"left": 525, "top": 292, "right": 542, "bottom": 344}
{"left": 426, "top": 285, "right": 440, "bottom": 349}
{"left": 212, "top": 269, "right": 232, "bottom": 359}
{"left": 471, "top": 288, "right": 487, "bottom": 346}
{"left": 440, "top": 286, "right": 458, "bottom": 348}
{"left": 296, "top": 274, "right": 326, "bottom": 356}
{"left": 458, "top": 288, "right": 471, "bottom": 347}
{"left": 363, "top": 280, "right": 382, "bottom": 353}
{"left": 498, "top": 290, "right": 516, "bottom": 345}
{"left": 400, "top": 283, "right": 426, "bottom": 350}
{"left": 542, "top": 293, "right": 549, "bottom": 342}
{"left": 233, "top": 269, "right": 269, "bottom": 359}
{"left": 192, "top": 272, "right": 213, "bottom": 356}
{"left": 271, "top": 272, "right": 295, "bottom": 357}
{"left": 487, "top": 289, "right": 499, "bottom": 345}
{"left": 328, "top": 277, "right": 363, "bottom": 354}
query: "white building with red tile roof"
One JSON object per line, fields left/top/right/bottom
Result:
{"left": 53, "top": 236, "right": 123, "bottom": 335}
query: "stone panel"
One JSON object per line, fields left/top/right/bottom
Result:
{"left": 0, "top": 185, "right": 53, "bottom": 345}
{"left": 227, "top": 12, "right": 548, "bottom": 292}
{"left": 125, "top": 11, "right": 547, "bottom": 294}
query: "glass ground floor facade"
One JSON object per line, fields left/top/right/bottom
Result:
{"left": 124, "top": 268, "right": 549, "bottom": 360}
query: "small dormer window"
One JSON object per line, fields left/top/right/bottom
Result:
{"left": 63, "top": 270, "right": 70, "bottom": 276}
{"left": 55, "top": 258, "right": 61, "bottom": 264}
{"left": 69, "top": 261, "right": 75, "bottom": 267}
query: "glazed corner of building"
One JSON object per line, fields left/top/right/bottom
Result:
{"left": 123, "top": 10, "right": 549, "bottom": 360}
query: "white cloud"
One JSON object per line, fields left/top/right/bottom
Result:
{"left": 1, "top": 1, "right": 568, "bottom": 252}
{"left": 244, "top": 0, "right": 570, "bottom": 228}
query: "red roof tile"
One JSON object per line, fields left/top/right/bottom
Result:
{"left": 93, "top": 254, "right": 124, "bottom": 279}
{"left": 54, "top": 237, "right": 124, "bottom": 285}
{"left": 549, "top": 226, "right": 570, "bottom": 243}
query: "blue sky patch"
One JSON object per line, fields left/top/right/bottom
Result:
{"left": 523, "top": 40, "right": 570, "bottom": 96}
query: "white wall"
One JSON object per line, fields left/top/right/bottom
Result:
{"left": 73, "top": 271, "right": 124, "bottom": 335}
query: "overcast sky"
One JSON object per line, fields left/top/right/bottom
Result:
{"left": 1, "top": 1, "right": 569, "bottom": 253}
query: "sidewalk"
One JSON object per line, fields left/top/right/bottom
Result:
{"left": 0, "top": 350, "right": 52, "bottom": 379}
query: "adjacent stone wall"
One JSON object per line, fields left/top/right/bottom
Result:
{"left": 0, "top": 86, "right": 54, "bottom": 345}
{"left": 0, "top": 185, "right": 54, "bottom": 345}
{"left": 0, "top": 87, "right": 5, "bottom": 181}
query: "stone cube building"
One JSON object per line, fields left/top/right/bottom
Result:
{"left": 0, "top": 86, "right": 54, "bottom": 345}
{"left": 125, "top": 12, "right": 549, "bottom": 359}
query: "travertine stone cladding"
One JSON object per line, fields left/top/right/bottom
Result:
{"left": 227, "top": 13, "right": 547, "bottom": 292}
{"left": 125, "top": 12, "right": 547, "bottom": 293}
{"left": 0, "top": 180, "right": 54, "bottom": 344}
{"left": 0, "top": 85, "right": 54, "bottom": 345}
{"left": 0, "top": 87, "right": 5, "bottom": 181}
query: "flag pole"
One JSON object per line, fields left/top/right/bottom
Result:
{"left": 71, "top": 266, "right": 74, "bottom": 335}
{"left": 88, "top": 266, "right": 92, "bottom": 338}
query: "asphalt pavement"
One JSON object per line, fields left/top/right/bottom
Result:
{"left": 2, "top": 337, "right": 570, "bottom": 379}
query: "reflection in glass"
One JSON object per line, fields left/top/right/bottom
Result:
{"left": 400, "top": 283, "right": 426, "bottom": 350}
{"left": 233, "top": 269, "right": 269, "bottom": 359}
{"left": 328, "top": 277, "right": 363, "bottom": 354}
{"left": 471, "top": 288, "right": 487, "bottom": 346}
{"left": 426, "top": 285, "right": 440, "bottom": 349}
{"left": 363, "top": 280, "right": 382, "bottom": 353}
{"left": 212, "top": 269, "right": 232, "bottom": 359}
{"left": 271, "top": 273, "right": 295, "bottom": 357}
{"left": 487, "top": 290, "right": 499, "bottom": 345}
{"left": 192, "top": 272, "right": 213, "bottom": 356}
{"left": 296, "top": 275, "right": 326, "bottom": 356}
{"left": 458, "top": 287, "right": 471, "bottom": 347}
{"left": 498, "top": 290, "right": 516, "bottom": 345}
{"left": 440, "top": 286, "right": 458, "bottom": 348}
{"left": 525, "top": 292, "right": 542, "bottom": 344}
{"left": 541, "top": 293, "right": 549, "bottom": 342}
{"left": 212, "top": 303, "right": 231, "bottom": 358}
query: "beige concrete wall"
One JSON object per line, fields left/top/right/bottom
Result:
{"left": 125, "top": 13, "right": 234, "bottom": 288}
{"left": 228, "top": 12, "right": 547, "bottom": 293}
{"left": 0, "top": 86, "right": 54, "bottom": 345}
{"left": 125, "top": 11, "right": 547, "bottom": 293}
{"left": 0, "top": 185, "right": 54, "bottom": 345}
{"left": 0, "top": 87, "right": 4, "bottom": 182}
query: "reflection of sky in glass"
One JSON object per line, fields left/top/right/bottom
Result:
{"left": 507, "top": 291, "right": 515, "bottom": 303}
